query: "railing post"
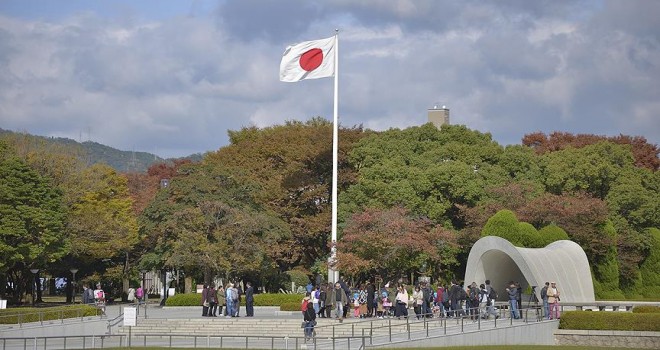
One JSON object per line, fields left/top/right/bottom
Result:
{"left": 332, "top": 325, "right": 335, "bottom": 350}
{"left": 461, "top": 314, "right": 464, "bottom": 333}
{"left": 406, "top": 316, "right": 410, "bottom": 340}
{"left": 388, "top": 318, "right": 392, "bottom": 342}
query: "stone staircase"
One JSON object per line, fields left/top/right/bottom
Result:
{"left": 118, "top": 317, "right": 431, "bottom": 339}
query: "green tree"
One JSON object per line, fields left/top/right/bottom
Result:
{"left": 0, "top": 141, "right": 67, "bottom": 303}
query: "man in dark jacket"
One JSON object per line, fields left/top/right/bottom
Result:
{"left": 245, "top": 282, "right": 254, "bottom": 317}
{"left": 421, "top": 282, "right": 432, "bottom": 318}
{"left": 449, "top": 281, "right": 463, "bottom": 317}
{"left": 330, "top": 282, "right": 349, "bottom": 322}
{"left": 366, "top": 282, "right": 375, "bottom": 317}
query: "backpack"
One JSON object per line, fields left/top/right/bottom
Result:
{"left": 459, "top": 288, "right": 467, "bottom": 300}
{"left": 301, "top": 299, "right": 309, "bottom": 312}
{"left": 488, "top": 286, "right": 498, "bottom": 300}
{"left": 136, "top": 288, "right": 144, "bottom": 298}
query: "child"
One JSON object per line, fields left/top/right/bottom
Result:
{"left": 382, "top": 291, "right": 392, "bottom": 317}
{"left": 353, "top": 291, "right": 360, "bottom": 318}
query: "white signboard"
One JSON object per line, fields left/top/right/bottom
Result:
{"left": 124, "top": 307, "right": 137, "bottom": 327}
{"left": 0, "top": 300, "right": 6, "bottom": 309}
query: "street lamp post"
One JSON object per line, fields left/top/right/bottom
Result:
{"left": 70, "top": 268, "right": 79, "bottom": 304}
{"left": 29, "top": 269, "right": 39, "bottom": 306}
{"left": 140, "top": 269, "right": 148, "bottom": 318}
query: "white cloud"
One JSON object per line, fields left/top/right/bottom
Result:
{"left": 0, "top": 1, "right": 658, "bottom": 159}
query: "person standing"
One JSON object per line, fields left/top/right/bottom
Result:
{"left": 449, "top": 281, "right": 462, "bottom": 317}
{"left": 234, "top": 284, "right": 242, "bottom": 317}
{"left": 546, "top": 281, "right": 561, "bottom": 319}
{"left": 331, "top": 282, "right": 348, "bottom": 322}
{"left": 208, "top": 284, "right": 217, "bottom": 317}
{"left": 366, "top": 282, "right": 375, "bottom": 318}
{"left": 225, "top": 283, "right": 234, "bottom": 318}
{"left": 394, "top": 284, "right": 409, "bottom": 319}
{"left": 216, "top": 285, "right": 226, "bottom": 317}
{"left": 324, "top": 284, "right": 334, "bottom": 318}
{"left": 93, "top": 283, "right": 106, "bottom": 316}
{"left": 311, "top": 285, "right": 320, "bottom": 317}
{"left": 245, "top": 282, "right": 254, "bottom": 317}
{"left": 540, "top": 282, "right": 550, "bottom": 320}
{"left": 136, "top": 286, "right": 144, "bottom": 305}
{"left": 127, "top": 286, "right": 136, "bottom": 304}
{"left": 506, "top": 282, "right": 519, "bottom": 319}
{"left": 412, "top": 285, "right": 423, "bottom": 319}
{"left": 421, "top": 282, "right": 433, "bottom": 318}
{"left": 201, "top": 285, "right": 209, "bottom": 317}
{"left": 82, "top": 284, "right": 94, "bottom": 305}
{"left": 484, "top": 280, "right": 498, "bottom": 319}
{"left": 303, "top": 294, "right": 317, "bottom": 342}
{"left": 318, "top": 284, "right": 327, "bottom": 318}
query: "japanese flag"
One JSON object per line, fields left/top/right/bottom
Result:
{"left": 280, "top": 36, "right": 335, "bottom": 82}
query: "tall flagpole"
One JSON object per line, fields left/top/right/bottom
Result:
{"left": 329, "top": 29, "right": 340, "bottom": 284}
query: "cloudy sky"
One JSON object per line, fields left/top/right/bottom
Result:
{"left": 0, "top": 0, "right": 658, "bottom": 158}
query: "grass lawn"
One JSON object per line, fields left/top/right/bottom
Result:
{"left": 101, "top": 347, "right": 646, "bottom": 350}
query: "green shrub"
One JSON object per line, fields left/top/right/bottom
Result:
{"left": 0, "top": 305, "right": 99, "bottom": 324}
{"left": 639, "top": 228, "right": 660, "bottom": 295}
{"left": 559, "top": 311, "right": 660, "bottom": 331}
{"left": 165, "top": 293, "right": 303, "bottom": 307}
{"left": 165, "top": 293, "right": 201, "bottom": 306}
{"left": 538, "top": 224, "right": 569, "bottom": 246}
{"left": 632, "top": 306, "right": 660, "bottom": 314}
{"left": 481, "top": 210, "right": 521, "bottom": 245}
{"left": 280, "top": 302, "right": 303, "bottom": 312}
{"left": 518, "top": 222, "right": 541, "bottom": 247}
{"left": 254, "top": 293, "right": 303, "bottom": 306}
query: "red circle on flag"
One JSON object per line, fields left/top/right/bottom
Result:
{"left": 299, "top": 48, "right": 323, "bottom": 71}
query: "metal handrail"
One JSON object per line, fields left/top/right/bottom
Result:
{"left": 0, "top": 333, "right": 372, "bottom": 350}
{"left": 0, "top": 306, "right": 100, "bottom": 328}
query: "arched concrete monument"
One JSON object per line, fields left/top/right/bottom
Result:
{"left": 464, "top": 236, "right": 595, "bottom": 303}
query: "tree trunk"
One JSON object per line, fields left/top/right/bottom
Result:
{"left": 49, "top": 278, "right": 56, "bottom": 296}
{"left": 122, "top": 252, "right": 130, "bottom": 301}
{"left": 36, "top": 275, "right": 44, "bottom": 302}
{"left": 65, "top": 278, "right": 72, "bottom": 303}
{"left": 185, "top": 276, "right": 193, "bottom": 294}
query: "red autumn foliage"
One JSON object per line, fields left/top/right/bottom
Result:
{"left": 522, "top": 131, "right": 659, "bottom": 171}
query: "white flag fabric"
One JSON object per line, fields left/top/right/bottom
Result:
{"left": 280, "top": 36, "right": 335, "bottom": 82}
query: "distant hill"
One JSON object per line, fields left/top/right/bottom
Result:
{"left": 0, "top": 128, "right": 202, "bottom": 173}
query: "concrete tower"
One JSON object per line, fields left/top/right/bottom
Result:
{"left": 428, "top": 104, "right": 450, "bottom": 129}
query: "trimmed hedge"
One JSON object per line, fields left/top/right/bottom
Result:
{"left": 280, "top": 302, "right": 303, "bottom": 312}
{"left": 165, "top": 293, "right": 304, "bottom": 307}
{"left": 0, "top": 305, "right": 99, "bottom": 324}
{"left": 559, "top": 311, "right": 660, "bottom": 331}
{"left": 632, "top": 306, "right": 660, "bottom": 314}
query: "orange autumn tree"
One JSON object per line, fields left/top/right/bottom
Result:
{"left": 337, "top": 206, "right": 458, "bottom": 281}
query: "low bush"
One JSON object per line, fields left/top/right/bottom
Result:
{"left": 165, "top": 293, "right": 304, "bottom": 307}
{"left": 632, "top": 306, "right": 660, "bottom": 314}
{"left": 165, "top": 293, "right": 200, "bottom": 306}
{"left": 254, "top": 293, "right": 303, "bottom": 306}
{"left": 559, "top": 311, "right": 660, "bottom": 331}
{"left": 0, "top": 305, "right": 99, "bottom": 324}
{"left": 280, "top": 302, "right": 303, "bottom": 312}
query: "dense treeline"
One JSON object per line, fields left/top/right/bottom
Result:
{"left": 0, "top": 120, "right": 658, "bottom": 303}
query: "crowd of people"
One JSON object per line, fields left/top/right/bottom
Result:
{"left": 199, "top": 282, "right": 255, "bottom": 318}
{"left": 299, "top": 278, "right": 561, "bottom": 340}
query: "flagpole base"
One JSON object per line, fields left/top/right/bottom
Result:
{"left": 328, "top": 268, "right": 339, "bottom": 284}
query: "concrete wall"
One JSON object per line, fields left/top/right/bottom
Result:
{"left": 555, "top": 330, "right": 660, "bottom": 349}
{"left": 368, "top": 320, "right": 559, "bottom": 348}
